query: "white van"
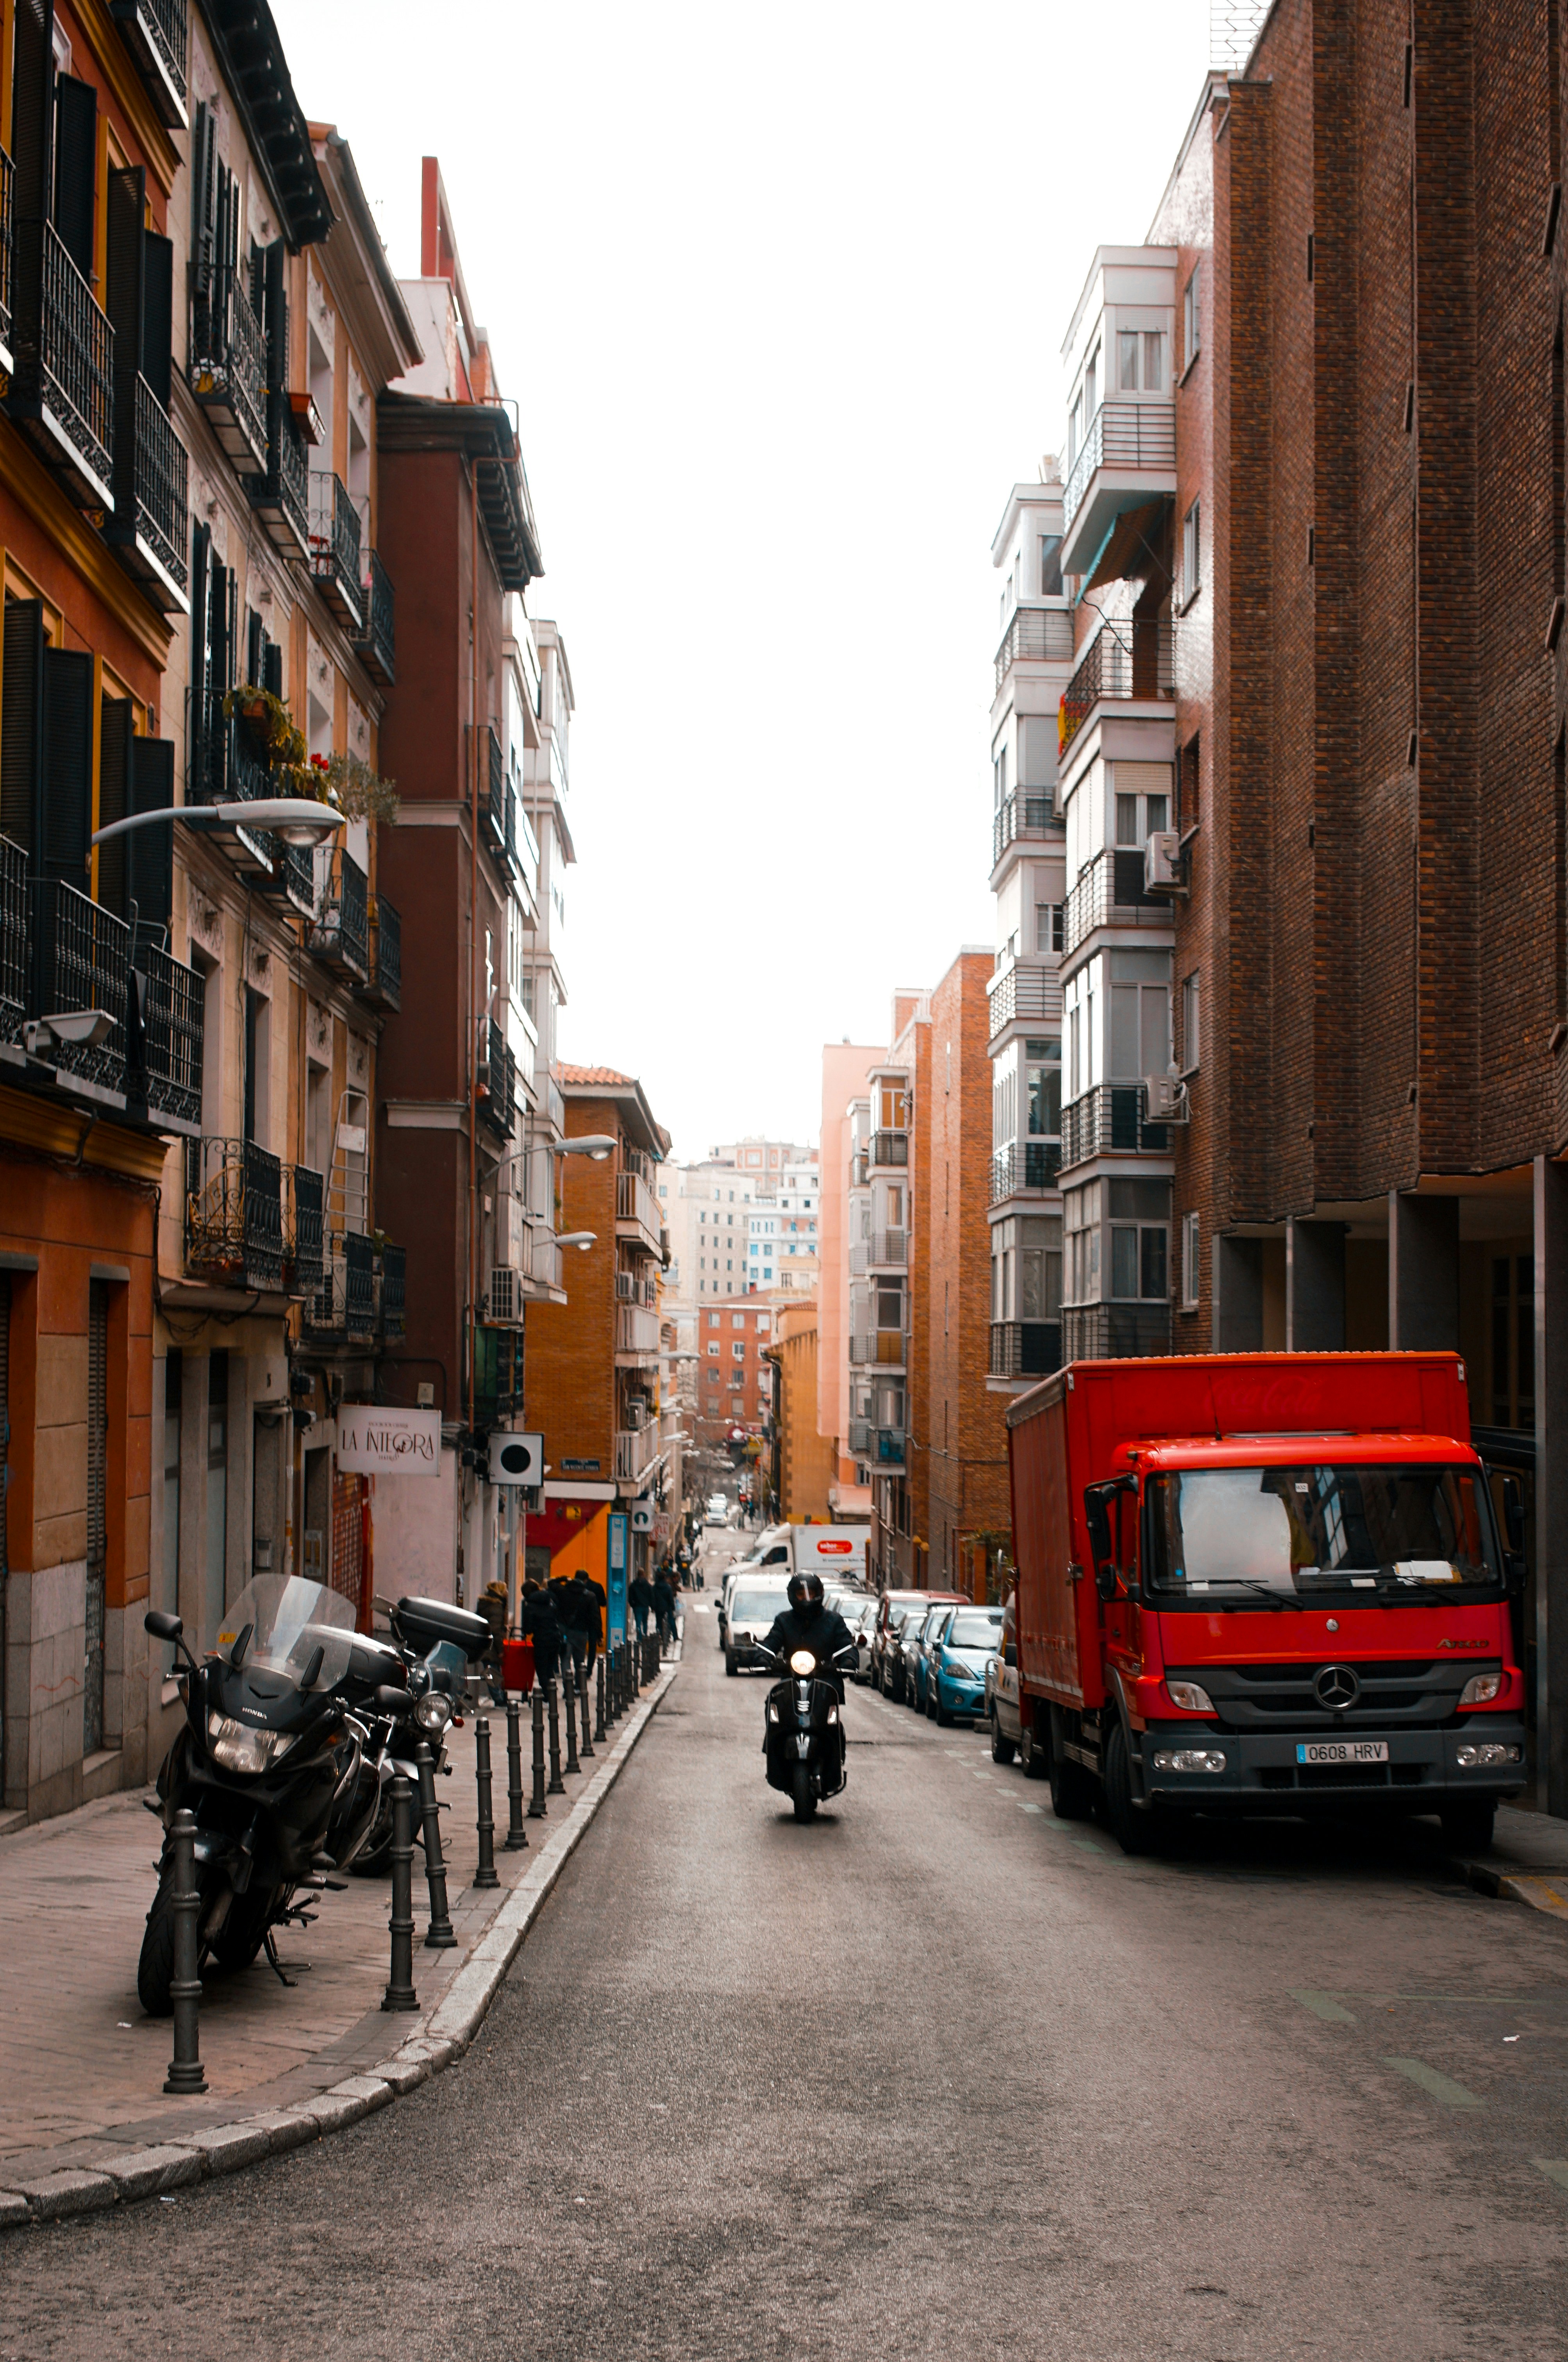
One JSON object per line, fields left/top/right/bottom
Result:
{"left": 746, "top": 1525, "right": 870, "bottom": 1585}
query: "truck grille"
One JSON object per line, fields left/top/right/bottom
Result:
{"left": 1166, "top": 1659, "right": 1495, "bottom": 1732}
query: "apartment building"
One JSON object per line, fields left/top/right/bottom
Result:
{"left": 987, "top": 478, "right": 1072, "bottom": 1392}
{"left": 763, "top": 1302, "right": 834, "bottom": 1523}
{"left": 746, "top": 1156, "right": 820, "bottom": 1292}
{"left": 693, "top": 1297, "right": 773, "bottom": 1453}
{"left": 662, "top": 1157, "right": 756, "bottom": 1303}
{"left": 523, "top": 1067, "right": 671, "bottom": 1599}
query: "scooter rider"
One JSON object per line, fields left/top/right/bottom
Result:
{"left": 759, "top": 1573, "right": 856, "bottom": 1699}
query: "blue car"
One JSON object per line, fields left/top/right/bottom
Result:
{"left": 925, "top": 1606, "right": 1004, "bottom": 1726}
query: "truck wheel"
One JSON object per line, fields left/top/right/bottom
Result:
{"left": 724, "top": 1649, "right": 738, "bottom": 1678}
{"left": 990, "top": 1711, "right": 1016, "bottom": 1766}
{"left": 1047, "top": 1714, "right": 1095, "bottom": 1820}
{"left": 1102, "top": 1719, "right": 1161, "bottom": 1855}
{"left": 1439, "top": 1799, "right": 1496, "bottom": 1854}
{"left": 1019, "top": 1719, "right": 1049, "bottom": 1780}
{"left": 791, "top": 1764, "right": 817, "bottom": 1823}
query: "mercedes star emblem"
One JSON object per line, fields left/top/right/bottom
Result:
{"left": 1314, "top": 1663, "right": 1361, "bottom": 1712}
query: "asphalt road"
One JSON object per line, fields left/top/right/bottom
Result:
{"left": 5, "top": 1569, "right": 1568, "bottom": 2360}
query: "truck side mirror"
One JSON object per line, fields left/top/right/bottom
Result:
{"left": 1095, "top": 1560, "right": 1120, "bottom": 1604}
{"left": 1084, "top": 1493, "right": 1113, "bottom": 1567}
{"left": 1501, "top": 1474, "right": 1526, "bottom": 1553}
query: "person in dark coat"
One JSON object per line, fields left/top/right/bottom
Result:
{"left": 629, "top": 1571, "right": 655, "bottom": 1640}
{"left": 572, "top": 1569, "right": 607, "bottom": 1672}
{"left": 553, "top": 1574, "right": 591, "bottom": 1691}
{"left": 652, "top": 1569, "right": 676, "bottom": 1655}
{"left": 519, "top": 1579, "right": 562, "bottom": 1690}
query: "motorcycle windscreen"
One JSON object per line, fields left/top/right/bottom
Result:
{"left": 217, "top": 1572, "right": 357, "bottom": 1689}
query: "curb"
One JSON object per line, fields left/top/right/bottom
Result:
{"left": 0, "top": 1664, "right": 676, "bottom": 2230}
{"left": 1448, "top": 1851, "right": 1568, "bottom": 1922}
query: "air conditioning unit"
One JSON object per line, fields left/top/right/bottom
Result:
{"left": 626, "top": 1400, "right": 645, "bottom": 1431}
{"left": 1144, "top": 1071, "right": 1190, "bottom": 1124}
{"left": 1144, "top": 830, "right": 1186, "bottom": 895}
{"left": 488, "top": 1264, "right": 524, "bottom": 1325}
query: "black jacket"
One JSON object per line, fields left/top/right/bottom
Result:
{"left": 652, "top": 1577, "right": 675, "bottom": 1617}
{"left": 628, "top": 1575, "right": 655, "bottom": 1612}
{"left": 760, "top": 1603, "right": 855, "bottom": 1672}
{"left": 520, "top": 1594, "right": 562, "bottom": 1651}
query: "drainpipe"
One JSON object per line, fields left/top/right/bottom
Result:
{"left": 468, "top": 456, "right": 480, "bottom": 1442}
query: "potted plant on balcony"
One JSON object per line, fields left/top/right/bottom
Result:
{"left": 224, "top": 683, "right": 307, "bottom": 777}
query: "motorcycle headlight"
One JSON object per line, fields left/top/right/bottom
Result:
{"left": 789, "top": 1649, "right": 816, "bottom": 1675}
{"left": 415, "top": 1691, "right": 454, "bottom": 1733}
{"left": 206, "top": 1712, "right": 298, "bottom": 1775}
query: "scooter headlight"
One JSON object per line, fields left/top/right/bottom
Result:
{"left": 414, "top": 1691, "right": 453, "bottom": 1734}
{"left": 789, "top": 1649, "right": 816, "bottom": 1675}
{"left": 206, "top": 1712, "right": 298, "bottom": 1775}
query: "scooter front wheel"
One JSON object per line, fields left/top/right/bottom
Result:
{"left": 791, "top": 1763, "right": 817, "bottom": 1823}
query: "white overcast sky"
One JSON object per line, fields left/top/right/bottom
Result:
{"left": 274, "top": 0, "right": 1213, "bottom": 1161}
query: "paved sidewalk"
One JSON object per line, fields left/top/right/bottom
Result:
{"left": 1454, "top": 1800, "right": 1568, "bottom": 1921}
{"left": 0, "top": 1660, "right": 675, "bottom": 2219}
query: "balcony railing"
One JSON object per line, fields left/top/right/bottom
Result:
{"left": 107, "top": 373, "right": 189, "bottom": 610}
{"left": 1062, "top": 845, "right": 1172, "bottom": 960}
{"left": 617, "top": 1168, "right": 662, "bottom": 1253}
{"left": 361, "top": 894, "right": 400, "bottom": 1010}
{"left": 184, "top": 1136, "right": 284, "bottom": 1292}
{"left": 13, "top": 220, "right": 114, "bottom": 505}
{"left": 305, "top": 1232, "right": 375, "bottom": 1339}
{"left": 1059, "top": 618, "right": 1175, "bottom": 760}
{"left": 615, "top": 1271, "right": 658, "bottom": 1307}
{"left": 286, "top": 1163, "right": 324, "bottom": 1296}
{"left": 482, "top": 725, "right": 516, "bottom": 872}
{"left": 616, "top": 1303, "right": 660, "bottom": 1357}
{"left": 311, "top": 472, "right": 363, "bottom": 629}
{"left": 33, "top": 878, "right": 129, "bottom": 1094}
{"left": 378, "top": 1242, "right": 406, "bottom": 1339}
{"left": 988, "top": 961, "right": 1062, "bottom": 1041}
{"left": 849, "top": 1229, "right": 906, "bottom": 1275}
{"left": 993, "top": 603, "right": 1074, "bottom": 692}
{"left": 547, "top": 1074, "right": 565, "bottom": 1132}
{"left": 849, "top": 1330, "right": 906, "bottom": 1367}
{"left": 988, "top": 1141, "right": 1062, "bottom": 1204}
{"left": 1063, "top": 1302, "right": 1171, "bottom": 1362}
{"left": 1059, "top": 1084, "right": 1172, "bottom": 1171}
{"left": 989, "top": 1320, "right": 1062, "bottom": 1380}
{"left": 1062, "top": 400, "right": 1177, "bottom": 537}
{"left": 992, "top": 792, "right": 1057, "bottom": 869}
{"left": 136, "top": 944, "right": 202, "bottom": 1127}
{"left": 479, "top": 1018, "right": 515, "bottom": 1142}
{"left": 107, "top": 0, "right": 188, "bottom": 127}
{"left": 309, "top": 845, "right": 370, "bottom": 979}
{"left": 849, "top": 1421, "right": 905, "bottom": 1466}
{"left": 247, "top": 388, "right": 309, "bottom": 557}
{"left": 0, "top": 834, "right": 27, "bottom": 1043}
{"left": 354, "top": 547, "right": 395, "bottom": 684}
{"left": 614, "top": 1426, "right": 655, "bottom": 1483}
{"left": 869, "top": 1129, "right": 908, "bottom": 1169}
{"left": 0, "top": 146, "right": 14, "bottom": 368}
{"left": 189, "top": 267, "right": 266, "bottom": 472}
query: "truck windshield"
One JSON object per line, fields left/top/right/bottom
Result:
{"left": 1146, "top": 1466, "right": 1502, "bottom": 1605}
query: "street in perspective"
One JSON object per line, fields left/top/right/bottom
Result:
{"left": 2, "top": 0, "right": 1568, "bottom": 2354}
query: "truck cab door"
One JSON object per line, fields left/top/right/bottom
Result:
{"left": 1094, "top": 1483, "right": 1144, "bottom": 1683}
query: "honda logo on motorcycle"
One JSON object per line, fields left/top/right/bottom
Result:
{"left": 1314, "top": 1663, "right": 1361, "bottom": 1711}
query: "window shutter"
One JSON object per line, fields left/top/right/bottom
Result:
{"left": 97, "top": 695, "right": 135, "bottom": 919}
{"left": 220, "top": 566, "right": 237, "bottom": 693}
{"left": 53, "top": 75, "right": 97, "bottom": 282}
{"left": 263, "top": 238, "right": 287, "bottom": 391}
{"left": 189, "top": 519, "right": 210, "bottom": 798}
{"left": 129, "top": 738, "right": 175, "bottom": 936}
{"left": 246, "top": 607, "right": 263, "bottom": 688}
{"left": 1, "top": 602, "right": 47, "bottom": 855}
{"left": 11, "top": 0, "right": 54, "bottom": 227}
{"left": 42, "top": 648, "right": 93, "bottom": 881}
{"left": 190, "top": 101, "right": 214, "bottom": 301}
{"left": 105, "top": 166, "right": 146, "bottom": 373}
{"left": 263, "top": 639, "right": 282, "bottom": 698}
{"left": 142, "top": 231, "right": 173, "bottom": 410}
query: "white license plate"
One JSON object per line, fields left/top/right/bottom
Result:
{"left": 1297, "top": 1740, "right": 1389, "bottom": 1766}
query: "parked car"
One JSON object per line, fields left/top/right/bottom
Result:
{"left": 844, "top": 1597, "right": 878, "bottom": 1682}
{"left": 986, "top": 1590, "right": 1027, "bottom": 1763}
{"left": 880, "top": 1602, "right": 935, "bottom": 1704}
{"left": 723, "top": 1578, "right": 791, "bottom": 1675}
{"left": 928, "top": 1605, "right": 1005, "bottom": 1726}
{"left": 704, "top": 1493, "right": 729, "bottom": 1526}
{"left": 907, "top": 1606, "right": 956, "bottom": 1712}
{"left": 870, "top": 1590, "right": 968, "bottom": 1693}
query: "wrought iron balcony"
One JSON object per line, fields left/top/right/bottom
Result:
{"left": 309, "top": 845, "right": 370, "bottom": 980}
{"left": 359, "top": 894, "right": 400, "bottom": 1010}
{"left": 1060, "top": 399, "right": 1177, "bottom": 571}
{"left": 304, "top": 1232, "right": 376, "bottom": 1339}
{"left": 479, "top": 1018, "right": 514, "bottom": 1142}
{"left": 286, "top": 1163, "right": 324, "bottom": 1296}
{"left": 988, "top": 960, "right": 1062, "bottom": 1042}
{"left": 1063, "top": 1301, "right": 1171, "bottom": 1362}
{"left": 247, "top": 388, "right": 309, "bottom": 558}
{"left": 192, "top": 692, "right": 304, "bottom": 896}
{"left": 989, "top": 1319, "right": 1062, "bottom": 1380}
{"left": 988, "top": 1140, "right": 1062, "bottom": 1205}
{"left": 0, "top": 834, "right": 26, "bottom": 1046}
{"left": 0, "top": 146, "right": 14, "bottom": 376}
{"left": 482, "top": 725, "right": 514, "bottom": 869}
{"left": 354, "top": 547, "right": 395, "bottom": 684}
{"left": 189, "top": 268, "right": 266, "bottom": 472}
{"left": 1059, "top": 1084, "right": 1172, "bottom": 1171}
{"left": 993, "top": 603, "right": 1074, "bottom": 693}
{"left": 184, "top": 1136, "right": 284, "bottom": 1292}
{"left": 1061, "top": 845, "right": 1172, "bottom": 961}
{"left": 107, "top": 0, "right": 188, "bottom": 128}
{"left": 10, "top": 220, "right": 114, "bottom": 508}
{"left": 992, "top": 791, "right": 1057, "bottom": 869}
{"left": 1059, "top": 617, "right": 1175, "bottom": 760}
{"left": 134, "top": 943, "right": 202, "bottom": 1130}
{"left": 311, "top": 472, "right": 363, "bottom": 629}
{"left": 107, "top": 373, "right": 189, "bottom": 612}
{"left": 869, "top": 1129, "right": 908, "bottom": 1169}
{"left": 32, "top": 878, "right": 129, "bottom": 1095}
{"left": 378, "top": 1242, "right": 406, "bottom": 1339}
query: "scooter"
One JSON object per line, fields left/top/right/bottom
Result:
{"left": 755, "top": 1639, "right": 857, "bottom": 1822}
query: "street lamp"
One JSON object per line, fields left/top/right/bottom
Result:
{"left": 90, "top": 798, "right": 345, "bottom": 852}
{"left": 555, "top": 1231, "right": 596, "bottom": 1251}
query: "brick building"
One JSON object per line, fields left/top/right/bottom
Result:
{"left": 1040, "top": 8, "right": 1568, "bottom": 1805}
{"left": 693, "top": 1295, "right": 773, "bottom": 1455}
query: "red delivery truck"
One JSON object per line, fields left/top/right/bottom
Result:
{"left": 1005, "top": 1352, "right": 1527, "bottom": 1854}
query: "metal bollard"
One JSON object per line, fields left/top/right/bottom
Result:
{"left": 473, "top": 1715, "right": 500, "bottom": 1888}
{"left": 529, "top": 1685, "right": 548, "bottom": 1817}
{"left": 504, "top": 1698, "right": 529, "bottom": 1850}
{"left": 546, "top": 1678, "right": 565, "bottom": 1794}
{"left": 595, "top": 1654, "right": 606, "bottom": 1744}
{"left": 381, "top": 1774, "right": 419, "bottom": 2012}
{"left": 162, "top": 1809, "right": 207, "bottom": 2094}
{"left": 414, "top": 1739, "right": 457, "bottom": 1948}
{"left": 563, "top": 1658, "right": 581, "bottom": 1774}
{"left": 579, "top": 1657, "right": 595, "bottom": 1759}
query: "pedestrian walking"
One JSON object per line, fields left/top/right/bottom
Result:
{"left": 652, "top": 1568, "right": 676, "bottom": 1657}
{"left": 629, "top": 1569, "right": 655, "bottom": 1640}
{"left": 519, "top": 1579, "right": 563, "bottom": 1692}
{"left": 573, "top": 1567, "right": 607, "bottom": 1673}
{"left": 554, "top": 1573, "right": 592, "bottom": 1691}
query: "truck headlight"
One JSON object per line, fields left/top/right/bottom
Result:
{"left": 1166, "top": 1680, "right": 1215, "bottom": 1714}
{"left": 1457, "top": 1672, "right": 1503, "bottom": 1707}
{"left": 1152, "top": 1748, "right": 1227, "bottom": 1773}
{"left": 206, "top": 1712, "right": 298, "bottom": 1775}
{"left": 1455, "top": 1742, "right": 1523, "bottom": 1768}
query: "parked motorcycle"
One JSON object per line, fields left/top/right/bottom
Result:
{"left": 755, "top": 1638, "right": 857, "bottom": 1822}
{"left": 344, "top": 1594, "right": 493, "bottom": 1875}
{"left": 138, "top": 1574, "right": 416, "bottom": 2014}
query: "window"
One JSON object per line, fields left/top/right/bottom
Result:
{"left": 1107, "top": 1179, "right": 1170, "bottom": 1302}
{"left": 1039, "top": 536, "right": 1063, "bottom": 597}
{"left": 1085, "top": 342, "right": 1099, "bottom": 420}
{"left": 732, "top": 1343, "right": 745, "bottom": 1360}
{"left": 1114, "top": 790, "right": 1169, "bottom": 847}
{"left": 1143, "top": 331, "right": 1163, "bottom": 391}
{"left": 1183, "top": 265, "right": 1200, "bottom": 368}
{"left": 1026, "top": 1044, "right": 1061, "bottom": 1141}
{"left": 1182, "top": 500, "right": 1201, "bottom": 603}
{"left": 1109, "top": 970, "right": 1170, "bottom": 1082}
{"left": 1181, "top": 1212, "right": 1200, "bottom": 1310}
{"left": 708, "top": 1312, "right": 718, "bottom": 1327}
{"left": 1036, "top": 902, "right": 1064, "bottom": 955}
{"left": 1181, "top": 971, "right": 1200, "bottom": 1071}
{"left": 1118, "top": 330, "right": 1139, "bottom": 391}
{"left": 733, "top": 1312, "right": 745, "bottom": 1329}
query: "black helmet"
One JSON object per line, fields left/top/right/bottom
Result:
{"left": 787, "top": 1572, "right": 825, "bottom": 1615}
